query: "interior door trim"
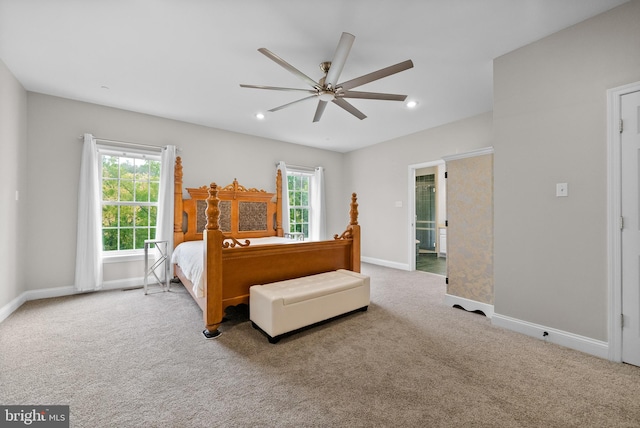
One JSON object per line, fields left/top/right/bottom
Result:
{"left": 606, "top": 80, "right": 640, "bottom": 362}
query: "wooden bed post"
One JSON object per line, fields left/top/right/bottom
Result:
{"left": 349, "top": 193, "right": 361, "bottom": 273}
{"left": 203, "top": 183, "right": 224, "bottom": 339}
{"left": 333, "top": 193, "right": 361, "bottom": 273}
{"left": 174, "top": 157, "right": 184, "bottom": 247}
{"left": 275, "top": 169, "right": 284, "bottom": 237}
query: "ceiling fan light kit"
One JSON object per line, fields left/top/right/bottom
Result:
{"left": 318, "top": 91, "right": 335, "bottom": 102}
{"left": 240, "top": 32, "right": 414, "bottom": 123}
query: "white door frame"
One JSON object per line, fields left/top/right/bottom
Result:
{"left": 408, "top": 160, "right": 445, "bottom": 271}
{"left": 607, "top": 80, "right": 640, "bottom": 362}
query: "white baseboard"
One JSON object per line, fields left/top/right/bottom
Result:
{"left": 444, "top": 294, "right": 494, "bottom": 318}
{"left": 25, "top": 286, "right": 78, "bottom": 301}
{"left": 102, "top": 277, "right": 145, "bottom": 291}
{"left": 492, "top": 313, "right": 610, "bottom": 360}
{"left": 0, "top": 277, "right": 146, "bottom": 324}
{"left": 361, "top": 256, "right": 410, "bottom": 271}
{"left": 0, "top": 286, "right": 78, "bottom": 324}
{"left": 0, "top": 293, "right": 28, "bottom": 324}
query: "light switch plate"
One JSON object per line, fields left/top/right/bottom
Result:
{"left": 556, "top": 183, "right": 568, "bottom": 197}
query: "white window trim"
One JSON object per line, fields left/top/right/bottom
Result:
{"left": 98, "top": 145, "right": 162, "bottom": 256}
{"left": 287, "top": 168, "right": 313, "bottom": 238}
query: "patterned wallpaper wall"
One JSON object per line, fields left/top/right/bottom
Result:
{"left": 446, "top": 152, "right": 494, "bottom": 305}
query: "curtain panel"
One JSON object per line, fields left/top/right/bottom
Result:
{"left": 155, "top": 145, "right": 176, "bottom": 264}
{"left": 310, "top": 166, "right": 326, "bottom": 241}
{"left": 74, "top": 134, "right": 103, "bottom": 292}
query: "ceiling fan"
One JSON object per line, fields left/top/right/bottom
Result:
{"left": 240, "top": 32, "right": 414, "bottom": 122}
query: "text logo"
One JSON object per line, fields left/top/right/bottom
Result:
{"left": 1, "top": 406, "right": 69, "bottom": 427}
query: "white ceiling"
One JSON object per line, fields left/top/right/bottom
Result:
{"left": 0, "top": 0, "right": 628, "bottom": 152}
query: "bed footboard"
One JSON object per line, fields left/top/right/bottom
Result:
{"left": 203, "top": 185, "right": 360, "bottom": 338}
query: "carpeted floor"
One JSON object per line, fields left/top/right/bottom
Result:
{"left": 1, "top": 263, "right": 639, "bottom": 427}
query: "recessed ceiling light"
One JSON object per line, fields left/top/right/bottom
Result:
{"left": 255, "top": 112, "right": 265, "bottom": 120}
{"left": 406, "top": 100, "right": 418, "bottom": 109}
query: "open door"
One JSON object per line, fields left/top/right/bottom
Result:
{"left": 621, "top": 89, "right": 640, "bottom": 366}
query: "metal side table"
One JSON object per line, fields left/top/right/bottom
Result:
{"left": 284, "top": 232, "right": 305, "bottom": 241}
{"left": 144, "top": 239, "right": 170, "bottom": 295}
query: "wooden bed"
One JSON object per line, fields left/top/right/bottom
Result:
{"left": 172, "top": 157, "right": 361, "bottom": 338}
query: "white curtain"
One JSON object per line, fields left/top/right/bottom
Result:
{"left": 74, "top": 134, "right": 103, "bottom": 292}
{"left": 310, "top": 166, "right": 326, "bottom": 241}
{"left": 155, "top": 145, "right": 176, "bottom": 267}
{"left": 277, "top": 161, "right": 290, "bottom": 234}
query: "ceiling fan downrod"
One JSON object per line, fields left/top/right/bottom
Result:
{"left": 318, "top": 62, "right": 338, "bottom": 101}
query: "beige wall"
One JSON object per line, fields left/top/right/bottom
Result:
{"left": 446, "top": 153, "right": 493, "bottom": 305}
{"left": 493, "top": 0, "right": 640, "bottom": 341}
{"left": 344, "top": 112, "right": 493, "bottom": 268}
{"left": 0, "top": 59, "right": 28, "bottom": 311}
{"left": 25, "top": 93, "right": 346, "bottom": 290}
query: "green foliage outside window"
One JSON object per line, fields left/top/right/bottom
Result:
{"left": 288, "top": 173, "right": 310, "bottom": 238}
{"left": 101, "top": 155, "right": 160, "bottom": 252}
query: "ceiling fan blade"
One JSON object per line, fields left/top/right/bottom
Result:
{"left": 268, "top": 95, "right": 317, "bottom": 112}
{"left": 258, "top": 48, "right": 319, "bottom": 89}
{"left": 240, "top": 84, "right": 316, "bottom": 94}
{"left": 325, "top": 32, "right": 355, "bottom": 88}
{"left": 332, "top": 98, "right": 367, "bottom": 120}
{"left": 313, "top": 100, "right": 329, "bottom": 123}
{"left": 338, "top": 59, "right": 414, "bottom": 91}
{"left": 340, "top": 90, "right": 407, "bottom": 101}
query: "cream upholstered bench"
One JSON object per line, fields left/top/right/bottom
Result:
{"left": 249, "top": 269, "right": 370, "bottom": 343}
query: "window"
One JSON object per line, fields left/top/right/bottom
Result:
{"left": 287, "top": 170, "right": 312, "bottom": 238}
{"left": 100, "top": 150, "right": 161, "bottom": 253}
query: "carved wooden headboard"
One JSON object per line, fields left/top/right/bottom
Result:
{"left": 173, "top": 157, "right": 283, "bottom": 247}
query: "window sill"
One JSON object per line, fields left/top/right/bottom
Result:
{"left": 102, "top": 253, "right": 145, "bottom": 264}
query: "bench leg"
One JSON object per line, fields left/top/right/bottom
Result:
{"left": 268, "top": 335, "right": 281, "bottom": 344}
{"left": 252, "top": 321, "right": 281, "bottom": 344}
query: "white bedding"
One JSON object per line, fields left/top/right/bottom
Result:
{"left": 171, "top": 237, "right": 299, "bottom": 297}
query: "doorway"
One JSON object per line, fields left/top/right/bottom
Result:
{"left": 416, "top": 173, "right": 436, "bottom": 253}
{"left": 409, "top": 160, "right": 446, "bottom": 274}
{"left": 608, "top": 81, "right": 640, "bottom": 365}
